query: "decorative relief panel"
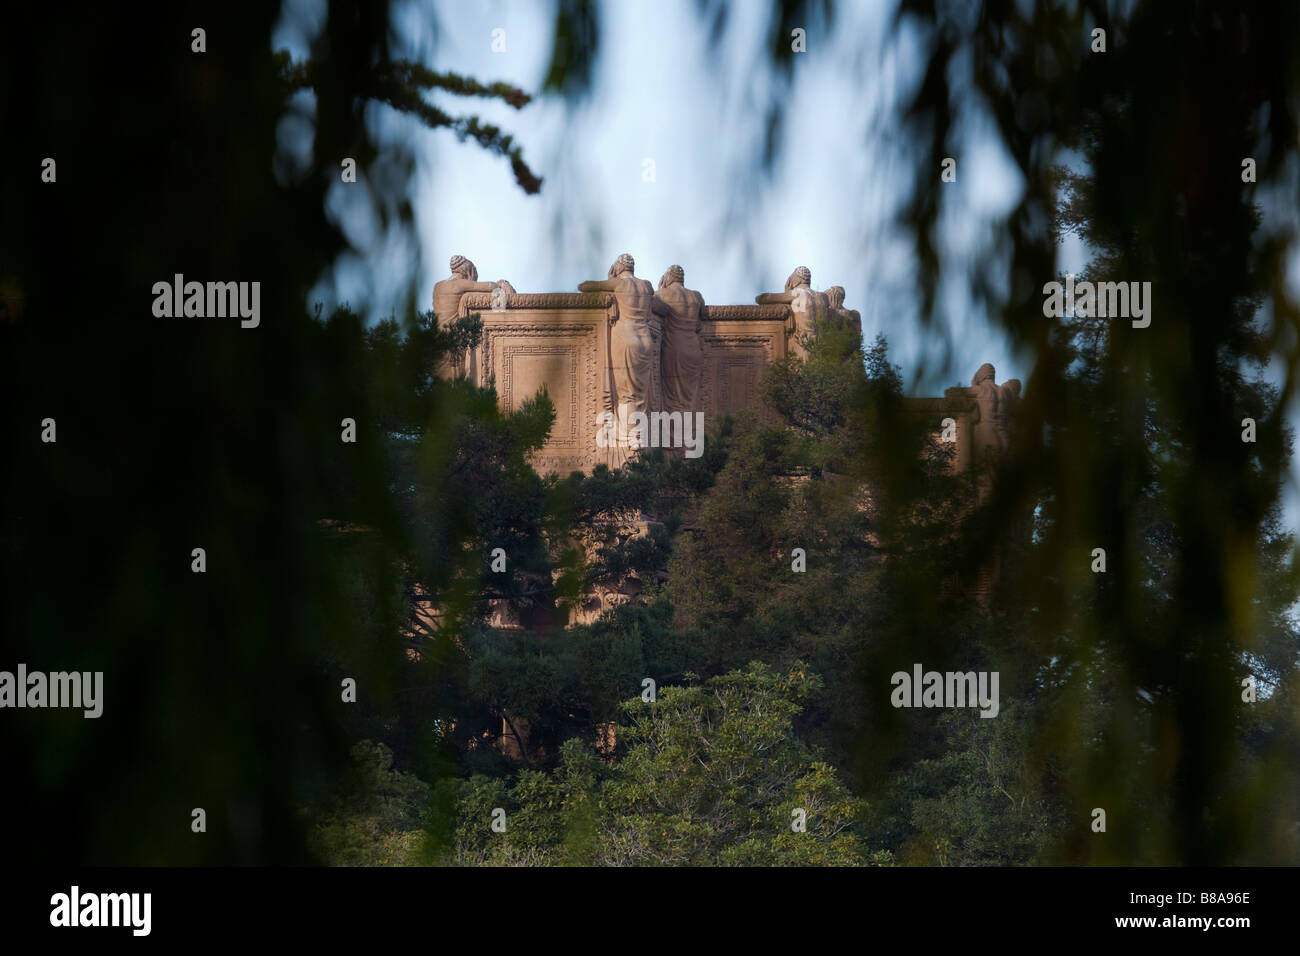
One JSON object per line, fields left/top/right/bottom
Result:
{"left": 456, "top": 295, "right": 823, "bottom": 472}
{"left": 472, "top": 311, "right": 607, "bottom": 475}
{"left": 699, "top": 321, "right": 786, "bottom": 421}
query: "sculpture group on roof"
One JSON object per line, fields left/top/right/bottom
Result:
{"left": 431, "top": 255, "right": 1017, "bottom": 471}
{"left": 433, "top": 253, "right": 862, "bottom": 372}
{"left": 754, "top": 265, "right": 862, "bottom": 359}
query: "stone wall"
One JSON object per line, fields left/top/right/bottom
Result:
{"left": 457, "top": 292, "right": 848, "bottom": 472}
{"left": 452, "top": 289, "right": 1013, "bottom": 481}
{"left": 459, "top": 292, "right": 613, "bottom": 474}
{"left": 697, "top": 304, "right": 790, "bottom": 422}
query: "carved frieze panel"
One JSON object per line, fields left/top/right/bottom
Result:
{"left": 699, "top": 319, "right": 786, "bottom": 422}
{"left": 468, "top": 307, "right": 610, "bottom": 475}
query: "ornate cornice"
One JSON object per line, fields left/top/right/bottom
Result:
{"left": 702, "top": 304, "right": 790, "bottom": 321}
{"left": 457, "top": 293, "right": 790, "bottom": 322}
{"left": 460, "top": 292, "right": 615, "bottom": 314}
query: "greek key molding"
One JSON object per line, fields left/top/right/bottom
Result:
{"left": 702, "top": 304, "right": 790, "bottom": 322}
{"left": 479, "top": 320, "right": 602, "bottom": 474}
{"left": 499, "top": 343, "right": 581, "bottom": 447}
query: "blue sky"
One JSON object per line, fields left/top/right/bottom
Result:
{"left": 274, "top": 0, "right": 1300, "bottom": 520}
{"left": 275, "top": 0, "right": 1036, "bottom": 395}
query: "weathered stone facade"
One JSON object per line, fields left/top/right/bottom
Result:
{"left": 452, "top": 289, "right": 794, "bottom": 472}
{"left": 435, "top": 256, "right": 1019, "bottom": 481}
{"left": 451, "top": 315, "right": 1020, "bottom": 479}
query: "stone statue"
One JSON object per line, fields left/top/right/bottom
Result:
{"left": 579, "top": 253, "right": 657, "bottom": 460}
{"left": 756, "top": 265, "right": 827, "bottom": 359}
{"left": 824, "top": 285, "right": 862, "bottom": 338}
{"left": 490, "top": 283, "right": 509, "bottom": 311}
{"left": 967, "top": 363, "right": 1016, "bottom": 461}
{"left": 431, "top": 255, "right": 514, "bottom": 327}
{"left": 653, "top": 264, "right": 705, "bottom": 416}
{"left": 431, "top": 255, "right": 513, "bottom": 378}
{"left": 995, "top": 378, "right": 1020, "bottom": 448}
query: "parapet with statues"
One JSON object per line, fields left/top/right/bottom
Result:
{"left": 433, "top": 254, "right": 1015, "bottom": 477}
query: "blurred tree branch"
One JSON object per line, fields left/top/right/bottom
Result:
{"left": 277, "top": 50, "right": 543, "bottom": 194}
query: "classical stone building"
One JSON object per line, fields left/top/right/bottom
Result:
{"left": 436, "top": 254, "right": 1013, "bottom": 477}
